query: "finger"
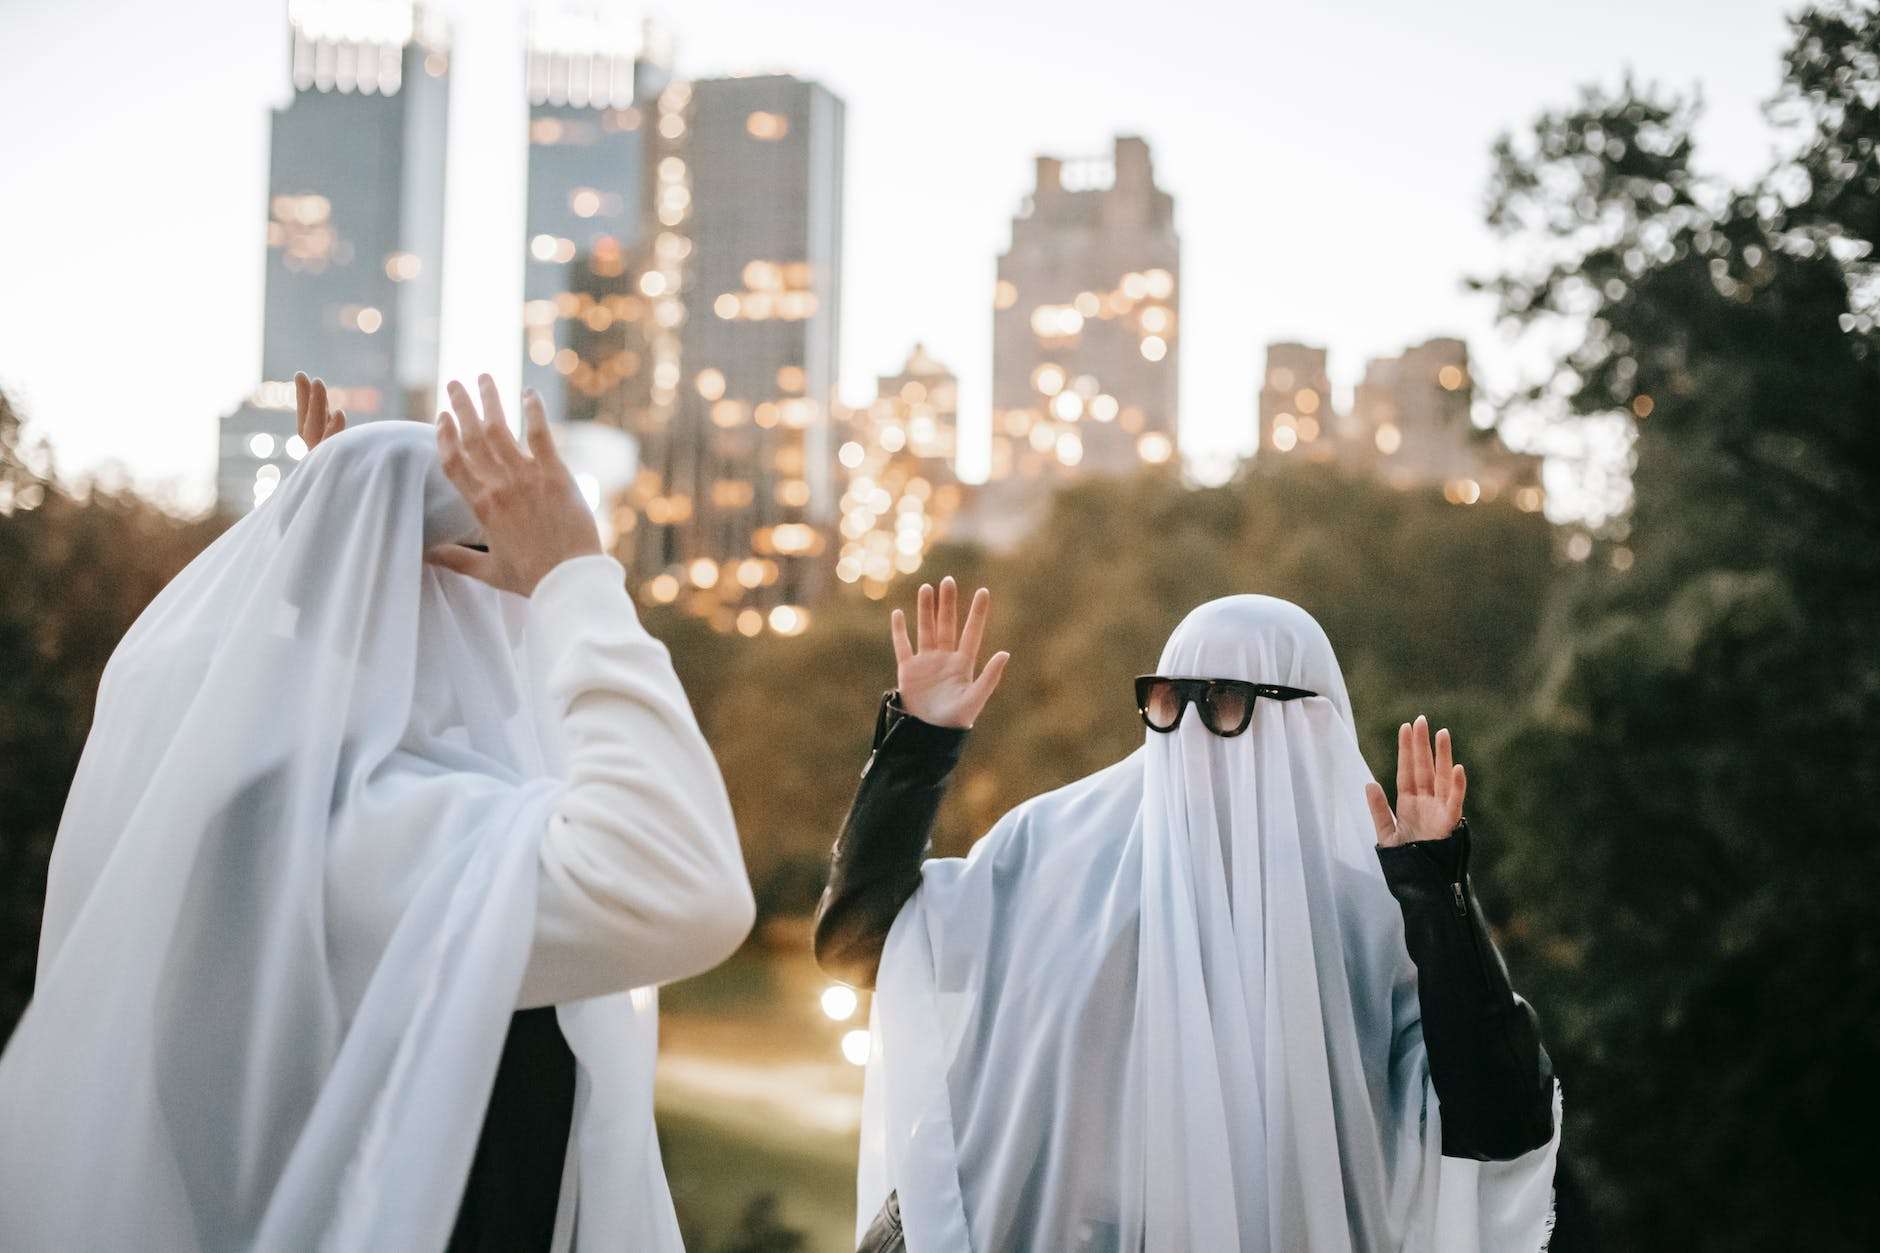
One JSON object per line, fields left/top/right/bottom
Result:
{"left": 308, "top": 378, "right": 330, "bottom": 446}
{"left": 521, "top": 389, "right": 560, "bottom": 468}
{"left": 325, "top": 408, "right": 346, "bottom": 440}
{"left": 1395, "top": 721, "right": 1412, "bottom": 800}
{"left": 958, "top": 587, "right": 991, "bottom": 663}
{"left": 446, "top": 380, "right": 501, "bottom": 478}
{"left": 1412, "top": 714, "right": 1435, "bottom": 793}
{"left": 435, "top": 412, "right": 484, "bottom": 504}
{"left": 477, "top": 373, "right": 525, "bottom": 468}
{"left": 1434, "top": 727, "right": 1453, "bottom": 804}
{"left": 1363, "top": 781, "right": 1397, "bottom": 844}
{"left": 294, "top": 372, "right": 311, "bottom": 438}
{"left": 937, "top": 576, "right": 958, "bottom": 650}
{"left": 965, "top": 650, "right": 1010, "bottom": 719}
{"left": 890, "top": 608, "right": 914, "bottom": 667}
{"left": 425, "top": 543, "right": 497, "bottom": 585}
{"left": 1449, "top": 764, "right": 1467, "bottom": 826}
{"left": 916, "top": 583, "right": 934, "bottom": 652}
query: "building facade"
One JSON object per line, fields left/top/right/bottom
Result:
{"left": 952, "top": 136, "right": 1179, "bottom": 549}
{"left": 832, "top": 344, "right": 966, "bottom": 597}
{"left": 520, "top": 12, "right": 670, "bottom": 428}
{"left": 1257, "top": 337, "right": 1544, "bottom": 511}
{"left": 625, "top": 73, "right": 846, "bottom": 633}
{"left": 217, "top": 3, "right": 451, "bottom": 515}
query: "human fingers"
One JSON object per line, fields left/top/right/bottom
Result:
{"left": 958, "top": 587, "right": 991, "bottom": 663}
{"left": 916, "top": 582, "right": 934, "bottom": 652}
{"left": 294, "top": 372, "right": 312, "bottom": 442}
{"left": 325, "top": 407, "right": 346, "bottom": 441}
{"left": 937, "top": 576, "right": 958, "bottom": 651}
{"left": 1363, "top": 781, "right": 1397, "bottom": 844}
{"left": 1411, "top": 714, "right": 1435, "bottom": 794}
{"left": 1434, "top": 727, "right": 1454, "bottom": 805}
{"left": 521, "top": 388, "right": 563, "bottom": 472}
{"left": 307, "top": 377, "right": 330, "bottom": 447}
{"left": 1448, "top": 764, "right": 1467, "bottom": 827}
{"left": 477, "top": 374, "right": 526, "bottom": 469}
{"left": 446, "top": 380, "right": 503, "bottom": 479}
{"left": 964, "top": 650, "right": 1010, "bottom": 721}
{"left": 1396, "top": 721, "right": 1413, "bottom": 800}
{"left": 435, "top": 411, "right": 488, "bottom": 507}
{"left": 425, "top": 543, "right": 500, "bottom": 587}
{"left": 890, "top": 608, "right": 913, "bottom": 667}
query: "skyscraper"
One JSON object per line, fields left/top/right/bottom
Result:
{"left": 952, "top": 135, "right": 1179, "bottom": 549}
{"left": 628, "top": 73, "right": 846, "bottom": 632}
{"left": 520, "top": 8, "right": 670, "bottom": 428}
{"left": 217, "top": 2, "right": 451, "bottom": 515}
{"left": 1256, "top": 337, "right": 1545, "bottom": 512}
{"left": 832, "top": 344, "right": 966, "bottom": 597}
{"left": 990, "top": 135, "right": 1180, "bottom": 483}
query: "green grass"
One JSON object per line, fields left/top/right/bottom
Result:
{"left": 658, "top": 1099, "right": 858, "bottom": 1252}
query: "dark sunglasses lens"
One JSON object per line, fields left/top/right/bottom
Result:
{"left": 1142, "top": 680, "right": 1183, "bottom": 730}
{"left": 1202, "top": 684, "right": 1251, "bottom": 734}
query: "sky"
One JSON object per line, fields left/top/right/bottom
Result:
{"left": 0, "top": 0, "right": 1801, "bottom": 511}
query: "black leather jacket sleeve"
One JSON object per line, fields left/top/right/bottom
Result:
{"left": 812, "top": 693, "right": 968, "bottom": 990}
{"left": 1376, "top": 820, "right": 1557, "bottom": 1161}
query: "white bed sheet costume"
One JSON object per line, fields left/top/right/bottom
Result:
{"left": 859, "top": 596, "right": 1561, "bottom": 1252}
{"left": 0, "top": 422, "right": 752, "bottom": 1251}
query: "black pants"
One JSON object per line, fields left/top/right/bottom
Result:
{"left": 447, "top": 1007, "right": 577, "bottom": 1253}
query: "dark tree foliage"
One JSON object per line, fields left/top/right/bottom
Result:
{"left": 0, "top": 393, "right": 226, "bottom": 1044}
{"left": 1477, "top": 4, "right": 1879, "bottom": 1246}
{"left": 659, "top": 461, "right": 1556, "bottom": 917}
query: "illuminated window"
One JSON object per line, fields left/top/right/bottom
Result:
{"left": 746, "top": 111, "right": 790, "bottom": 140}
{"left": 695, "top": 368, "right": 726, "bottom": 400}
{"left": 994, "top": 280, "right": 1018, "bottom": 310}
{"left": 1140, "top": 335, "right": 1168, "bottom": 362}
{"left": 1438, "top": 364, "right": 1465, "bottom": 391}
{"left": 1374, "top": 423, "right": 1402, "bottom": 454}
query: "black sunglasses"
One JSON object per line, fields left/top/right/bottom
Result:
{"left": 1134, "top": 674, "right": 1318, "bottom": 738}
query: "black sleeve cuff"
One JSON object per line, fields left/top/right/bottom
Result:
{"left": 864, "top": 691, "right": 970, "bottom": 778}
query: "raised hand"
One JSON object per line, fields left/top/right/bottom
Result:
{"left": 428, "top": 375, "right": 601, "bottom": 596}
{"left": 1364, "top": 714, "right": 1467, "bottom": 847}
{"left": 293, "top": 372, "right": 346, "bottom": 451}
{"left": 889, "top": 576, "right": 1011, "bottom": 730}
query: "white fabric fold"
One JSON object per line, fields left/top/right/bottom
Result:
{"left": 0, "top": 422, "right": 726, "bottom": 1251}
{"left": 861, "top": 595, "right": 1560, "bottom": 1252}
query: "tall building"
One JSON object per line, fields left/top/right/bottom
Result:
{"left": 832, "top": 344, "right": 966, "bottom": 597}
{"left": 1257, "top": 337, "right": 1544, "bottom": 511}
{"left": 627, "top": 73, "right": 846, "bottom": 633}
{"left": 520, "top": 9, "right": 670, "bottom": 428}
{"left": 953, "top": 136, "right": 1178, "bottom": 549}
{"left": 217, "top": 2, "right": 451, "bottom": 515}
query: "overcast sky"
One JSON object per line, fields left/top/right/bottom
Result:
{"left": 0, "top": 0, "right": 1799, "bottom": 510}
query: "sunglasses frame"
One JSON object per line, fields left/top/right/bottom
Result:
{"left": 1134, "top": 674, "right": 1319, "bottom": 738}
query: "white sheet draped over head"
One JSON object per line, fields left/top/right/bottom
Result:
{"left": 0, "top": 422, "right": 681, "bottom": 1251}
{"left": 860, "top": 595, "right": 1560, "bottom": 1252}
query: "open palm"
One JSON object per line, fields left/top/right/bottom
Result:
{"left": 890, "top": 577, "right": 1010, "bottom": 730}
{"left": 1364, "top": 715, "right": 1467, "bottom": 846}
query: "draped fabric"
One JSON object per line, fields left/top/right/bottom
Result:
{"left": 0, "top": 422, "right": 681, "bottom": 1252}
{"left": 860, "top": 596, "right": 1560, "bottom": 1252}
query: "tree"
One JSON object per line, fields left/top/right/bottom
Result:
{"left": 1476, "top": 4, "right": 1880, "bottom": 1245}
{"left": 0, "top": 391, "right": 225, "bottom": 1044}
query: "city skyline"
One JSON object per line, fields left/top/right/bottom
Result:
{"left": 0, "top": 0, "right": 1800, "bottom": 515}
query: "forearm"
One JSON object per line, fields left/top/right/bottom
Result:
{"left": 520, "top": 556, "right": 754, "bottom": 1007}
{"left": 812, "top": 694, "right": 967, "bottom": 990}
{"left": 1377, "top": 820, "right": 1555, "bottom": 1160}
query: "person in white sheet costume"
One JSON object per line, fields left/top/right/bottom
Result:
{"left": 0, "top": 375, "right": 754, "bottom": 1252}
{"left": 815, "top": 580, "right": 1562, "bottom": 1252}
